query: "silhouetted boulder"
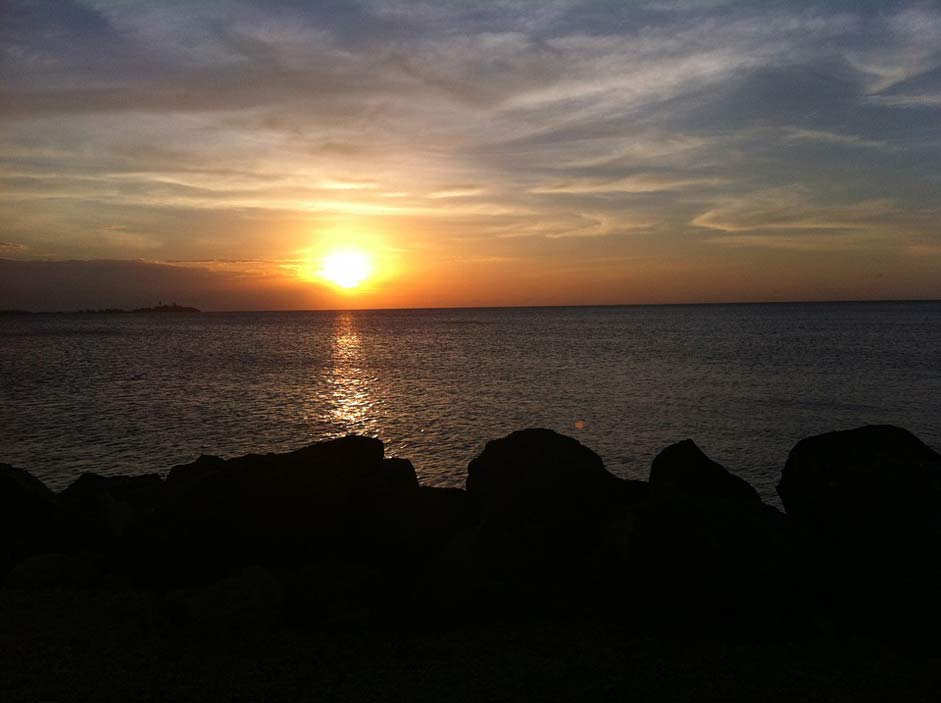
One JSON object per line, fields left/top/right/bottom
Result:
{"left": 164, "top": 435, "right": 392, "bottom": 541}
{"left": 149, "top": 436, "right": 425, "bottom": 582}
{"left": 614, "top": 441, "right": 795, "bottom": 635}
{"left": 466, "top": 428, "right": 624, "bottom": 523}
{"left": 1, "top": 463, "right": 63, "bottom": 577}
{"left": 620, "top": 478, "right": 650, "bottom": 506}
{"left": 59, "top": 472, "right": 165, "bottom": 546}
{"left": 172, "top": 566, "right": 285, "bottom": 626}
{"left": 777, "top": 425, "right": 941, "bottom": 534}
{"left": 283, "top": 559, "right": 383, "bottom": 629}
{"left": 359, "top": 485, "right": 479, "bottom": 562}
{"left": 776, "top": 425, "right": 941, "bottom": 638}
{"left": 166, "top": 454, "right": 226, "bottom": 485}
{"left": 650, "top": 439, "right": 761, "bottom": 504}
{"left": 624, "top": 497, "right": 794, "bottom": 632}
{"left": 375, "top": 457, "right": 420, "bottom": 493}
{"left": 419, "top": 429, "right": 626, "bottom": 615}
{"left": 6, "top": 552, "right": 103, "bottom": 590}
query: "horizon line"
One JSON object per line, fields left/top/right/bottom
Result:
{"left": 7, "top": 297, "right": 940, "bottom": 315}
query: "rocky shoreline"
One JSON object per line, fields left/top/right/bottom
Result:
{"left": 4, "top": 425, "right": 941, "bottom": 700}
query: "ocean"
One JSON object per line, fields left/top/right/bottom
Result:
{"left": 2, "top": 301, "right": 939, "bottom": 502}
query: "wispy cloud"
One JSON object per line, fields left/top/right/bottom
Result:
{"left": 692, "top": 187, "right": 908, "bottom": 233}
{"left": 867, "top": 91, "right": 941, "bottom": 108}
{"left": 845, "top": 4, "right": 941, "bottom": 94}
{"left": 781, "top": 127, "right": 893, "bottom": 150}
{"left": 710, "top": 233, "right": 889, "bottom": 252}
{"left": 0, "top": 240, "right": 28, "bottom": 255}
{"left": 692, "top": 187, "right": 938, "bottom": 254}
{"left": 427, "top": 187, "right": 485, "bottom": 199}
{"left": 531, "top": 175, "right": 728, "bottom": 194}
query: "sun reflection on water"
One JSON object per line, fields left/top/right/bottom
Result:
{"left": 328, "top": 312, "right": 373, "bottom": 429}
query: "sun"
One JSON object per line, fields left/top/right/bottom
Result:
{"left": 318, "top": 249, "right": 373, "bottom": 289}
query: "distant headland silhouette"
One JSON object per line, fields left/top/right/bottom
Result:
{"left": 0, "top": 302, "right": 200, "bottom": 315}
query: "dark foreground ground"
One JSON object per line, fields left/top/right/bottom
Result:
{"left": 6, "top": 424, "right": 941, "bottom": 701}
{"left": 4, "top": 589, "right": 940, "bottom": 703}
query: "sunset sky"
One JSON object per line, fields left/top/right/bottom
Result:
{"left": 2, "top": 0, "right": 940, "bottom": 310}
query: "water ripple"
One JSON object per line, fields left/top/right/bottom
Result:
{"left": 1, "top": 303, "right": 939, "bottom": 503}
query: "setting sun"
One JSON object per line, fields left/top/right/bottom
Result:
{"left": 318, "top": 249, "right": 373, "bottom": 289}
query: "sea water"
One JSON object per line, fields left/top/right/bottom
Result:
{"left": 2, "top": 301, "right": 939, "bottom": 502}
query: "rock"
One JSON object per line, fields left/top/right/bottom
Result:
{"left": 6, "top": 552, "right": 103, "bottom": 590}
{"left": 466, "top": 428, "right": 624, "bottom": 524}
{"left": 777, "top": 425, "right": 941, "bottom": 534}
{"left": 164, "top": 435, "right": 402, "bottom": 542}
{"left": 165, "top": 454, "right": 226, "bottom": 485}
{"left": 375, "top": 457, "right": 421, "bottom": 494}
{"left": 623, "top": 495, "right": 794, "bottom": 631}
{"left": 614, "top": 441, "right": 795, "bottom": 635}
{"left": 420, "top": 429, "right": 625, "bottom": 616}
{"left": 358, "top": 485, "right": 479, "bottom": 562}
{"left": 58, "top": 472, "right": 165, "bottom": 545}
{"left": 0, "top": 463, "right": 56, "bottom": 511}
{"left": 166, "top": 435, "right": 386, "bottom": 489}
{"left": 776, "top": 425, "right": 941, "bottom": 638}
{"left": 0, "top": 463, "right": 63, "bottom": 577}
{"left": 620, "top": 478, "right": 650, "bottom": 506}
{"left": 150, "top": 436, "right": 424, "bottom": 582}
{"left": 282, "top": 559, "right": 383, "bottom": 629}
{"left": 176, "top": 566, "right": 285, "bottom": 625}
{"left": 649, "top": 439, "right": 760, "bottom": 504}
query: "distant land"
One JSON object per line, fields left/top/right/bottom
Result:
{"left": 0, "top": 303, "right": 200, "bottom": 315}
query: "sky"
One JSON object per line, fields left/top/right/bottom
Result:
{"left": 1, "top": 0, "right": 940, "bottom": 310}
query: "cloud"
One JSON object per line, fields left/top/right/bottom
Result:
{"left": 709, "top": 233, "right": 889, "bottom": 252}
{"left": 692, "top": 186, "right": 937, "bottom": 243}
{"left": 542, "top": 212, "right": 654, "bottom": 239}
{"left": 0, "top": 1, "right": 939, "bottom": 304}
{"left": 0, "top": 241, "right": 28, "bottom": 254}
{"left": 781, "top": 127, "right": 893, "bottom": 150}
{"left": 427, "top": 187, "right": 485, "bottom": 199}
{"left": 483, "top": 210, "right": 654, "bottom": 239}
{"left": 867, "top": 91, "right": 941, "bottom": 108}
{"left": 100, "top": 224, "right": 161, "bottom": 251}
{"left": 844, "top": 4, "right": 941, "bottom": 94}
{"left": 530, "top": 174, "right": 728, "bottom": 194}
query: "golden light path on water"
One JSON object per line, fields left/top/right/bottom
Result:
{"left": 327, "top": 312, "right": 373, "bottom": 428}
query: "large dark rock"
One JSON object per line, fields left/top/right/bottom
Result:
{"left": 282, "top": 559, "right": 384, "bottom": 630}
{"left": 171, "top": 566, "right": 286, "bottom": 626}
{"left": 615, "top": 441, "right": 795, "bottom": 635}
{"left": 650, "top": 439, "right": 760, "bottom": 504}
{"left": 164, "top": 435, "right": 396, "bottom": 542}
{"left": 58, "top": 472, "right": 166, "bottom": 546}
{"left": 1, "top": 463, "right": 63, "bottom": 577}
{"left": 419, "top": 429, "right": 627, "bottom": 615}
{"left": 777, "top": 424, "right": 941, "bottom": 534}
{"left": 358, "top": 485, "right": 479, "bottom": 561}
{"left": 143, "top": 436, "right": 425, "bottom": 583}
{"left": 466, "top": 428, "right": 625, "bottom": 523}
{"left": 776, "top": 425, "right": 941, "bottom": 638}
{"left": 6, "top": 552, "right": 103, "bottom": 590}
